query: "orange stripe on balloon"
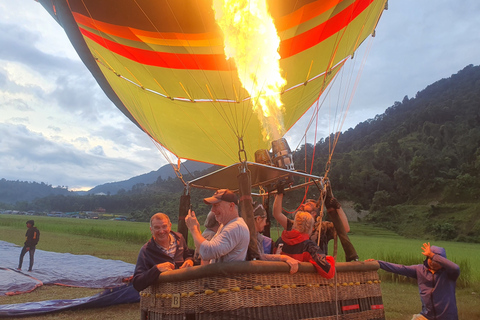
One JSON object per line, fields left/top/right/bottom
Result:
{"left": 72, "top": 0, "right": 368, "bottom": 49}
{"left": 275, "top": 0, "right": 343, "bottom": 32}
{"left": 73, "top": 12, "right": 220, "bottom": 43}
{"left": 279, "top": 0, "right": 373, "bottom": 58}
{"left": 78, "top": 0, "right": 373, "bottom": 69}
{"left": 80, "top": 28, "right": 234, "bottom": 71}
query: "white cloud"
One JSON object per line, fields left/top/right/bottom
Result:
{"left": 0, "top": 123, "right": 156, "bottom": 190}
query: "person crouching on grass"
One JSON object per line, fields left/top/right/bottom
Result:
{"left": 367, "top": 242, "right": 460, "bottom": 320}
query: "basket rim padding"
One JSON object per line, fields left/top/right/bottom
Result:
{"left": 156, "top": 260, "right": 380, "bottom": 284}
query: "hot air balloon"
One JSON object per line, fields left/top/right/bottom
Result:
{"left": 38, "top": 0, "right": 387, "bottom": 167}
{"left": 38, "top": 1, "right": 388, "bottom": 318}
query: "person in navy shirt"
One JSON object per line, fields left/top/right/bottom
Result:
{"left": 18, "top": 220, "right": 40, "bottom": 272}
{"left": 370, "top": 243, "right": 460, "bottom": 320}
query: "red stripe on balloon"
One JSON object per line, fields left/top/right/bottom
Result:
{"left": 79, "top": 0, "right": 374, "bottom": 69}
{"left": 279, "top": 0, "right": 373, "bottom": 58}
{"left": 80, "top": 28, "right": 234, "bottom": 71}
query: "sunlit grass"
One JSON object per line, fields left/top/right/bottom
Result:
{"left": 1, "top": 214, "right": 480, "bottom": 319}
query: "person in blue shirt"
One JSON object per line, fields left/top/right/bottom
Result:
{"left": 370, "top": 242, "right": 460, "bottom": 320}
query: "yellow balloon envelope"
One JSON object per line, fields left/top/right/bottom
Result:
{"left": 39, "top": 0, "right": 387, "bottom": 166}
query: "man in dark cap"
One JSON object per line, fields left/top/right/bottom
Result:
{"left": 18, "top": 220, "right": 40, "bottom": 271}
{"left": 185, "top": 189, "right": 250, "bottom": 263}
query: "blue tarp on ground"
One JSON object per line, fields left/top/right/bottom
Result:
{"left": 0, "top": 283, "right": 139, "bottom": 317}
{"left": 0, "top": 240, "right": 140, "bottom": 317}
{"left": 0, "top": 268, "right": 43, "bottom": 296}
{"left": 0, "top": 240, "right": 135, "bottom": 295}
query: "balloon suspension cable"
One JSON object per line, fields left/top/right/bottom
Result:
{"left": 173, "top": 158, "right": 187, "bottom": 187}
{"left": 258, "top": 185, "right": 267, "bottom": 196}
{"left": 148, "top": 139, "right": 192, "bottom": 187}
{"left": 290, "top": 32, "right": 374, "bottom": 211}
{"left": 302, "top": 101, "right": 321, "bottom": 205}
{"left": 290, "top": 77, "right": 336, "bottom": 212}
{"left": 324, "top": 158, "right": 332, "bottom": 181}
{"left": 316, "top": 179, "right": 328, "bottom": 247}
{"left": 237, "top": 137, "right": 248, "bottom": 173}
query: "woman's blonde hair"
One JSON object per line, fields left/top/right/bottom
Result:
{"left": 293, "top": 211, "right": 314, "bottom": 235}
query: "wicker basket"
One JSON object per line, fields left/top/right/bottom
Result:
{"left": 139, "top": 260, "right": 384, "bottom": 320}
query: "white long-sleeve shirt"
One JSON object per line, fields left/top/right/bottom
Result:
{"left": 199, "top": 217, "right": 249, "bottom": 263}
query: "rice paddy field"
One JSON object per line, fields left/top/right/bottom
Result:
{"left": 1, "top": 214, "right": 479, "bottom": 319}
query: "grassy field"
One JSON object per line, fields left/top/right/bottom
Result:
{"left": 341, "top": 223, "right": 480, "bottom": 288}
{"left": 1, "top": 214, "right": 479, "bottom": 319}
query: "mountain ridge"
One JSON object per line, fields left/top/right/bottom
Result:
{"left": 0, "top": 160, "right": 213, "bottom": 204}
{"left": 85, "top": 160, "right": 213, "bottom": 195}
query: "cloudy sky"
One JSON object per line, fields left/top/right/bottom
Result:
{"left": 1, "top": 1, "right": 479, "bottom": 191}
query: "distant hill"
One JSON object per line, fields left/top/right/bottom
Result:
{"left": 0, "top": 179, "right": 72, "bottom": 205}
{"left": 0, "top": 161, "right": 213, "bottom": 205}
{"left": 85, "top": 160, "right": 213, "bottom": 195}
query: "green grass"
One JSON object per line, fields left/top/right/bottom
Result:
{"left": 0, "top": 214, "right": 201, "bottom": 250}
{"left": 1, "top": 214, "right": 480, "bottom": 319}
{"left": 272, "top": 221, "right": 478, "bottom": 287}
{"left": 380, "top": 282, "right": 480, "bottom": 320}
{"left": 0, "top": 215, "right": 153, "bottom": 244}
{"left": 367, "top": 203, "right": 480, "bottom": 242}
{"left": 0, "top": 228, "right": 141, "bottom": 264}
{"left": 339, "top": 222, "right": 479, "bottom": 287}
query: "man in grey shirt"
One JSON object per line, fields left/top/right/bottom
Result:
{"left": 186, "top": 189, "right": 249, "bottom": 263}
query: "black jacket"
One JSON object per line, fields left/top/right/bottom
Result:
{"left": 133, "top": 231, "right": 193, "bottom": 292}
{"left": 24, "top": 227, "right": 40, "bottom": 247}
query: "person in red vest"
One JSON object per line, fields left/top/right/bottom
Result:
{"left": 273, "top": 180, "right": 359, "bottom": 262}
{"left": 275, "top": 211, "right": 335, "bottom": 278}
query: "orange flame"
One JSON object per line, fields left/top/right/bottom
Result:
{"left": 212, "top": 0, "right": 286, "bottom": 141}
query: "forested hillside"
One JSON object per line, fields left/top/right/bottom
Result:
{"left": 302, "top": 64, "right": 480, "bottom": 242}
{"left": 2, "top": 65, "right": 479, "bottom": 240}
{"left": 301, "top": 64, "right": 480, "bottom": 208}
{"left": 0, "top": 180, "right": 72, "bottom": 205}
